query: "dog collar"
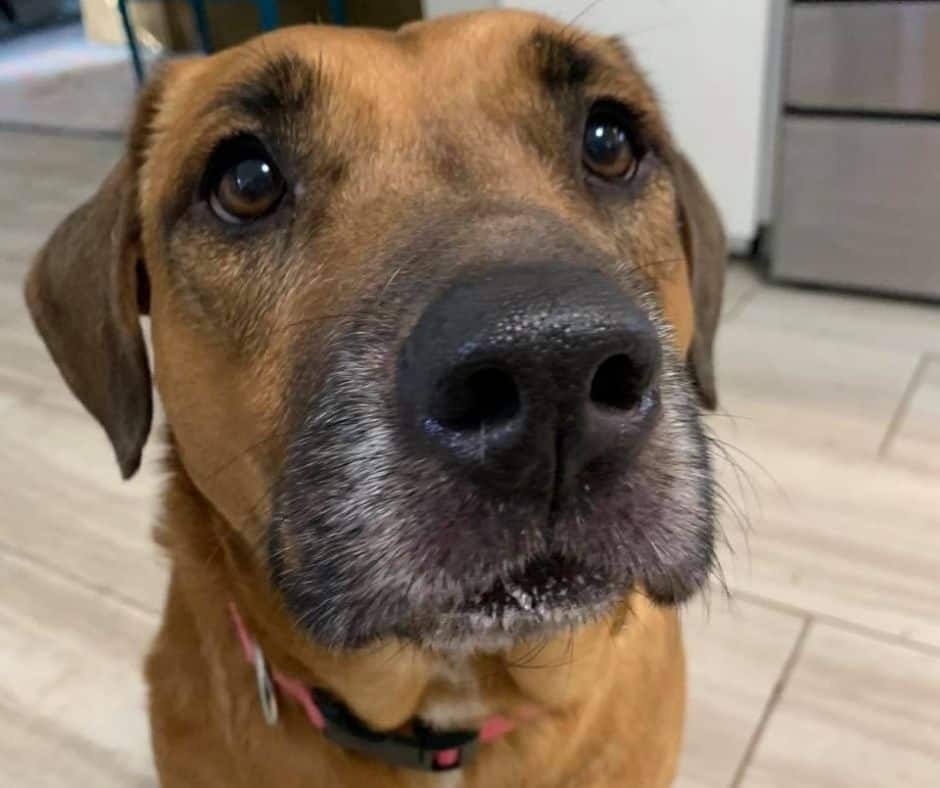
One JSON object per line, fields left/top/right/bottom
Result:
{"left": 229, "top": 603, "right": 519, "bottom": 772}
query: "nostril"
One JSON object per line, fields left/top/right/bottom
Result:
{"left": 432, "top": 367, "right": 521, "bottom": 431}
{"left": 590, "top": 353, "right": 648, "bottom": 412}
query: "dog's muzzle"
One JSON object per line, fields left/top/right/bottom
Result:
{"left": 272, "top": 236, "right": 715, "bottom": 649}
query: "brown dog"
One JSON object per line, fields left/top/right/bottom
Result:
{"left": 25, "top": 9, "right": 725, "bottom": 787}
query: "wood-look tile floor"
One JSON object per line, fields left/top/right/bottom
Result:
{"left": 1, "top": 130, "right": 938, "bottom": 787}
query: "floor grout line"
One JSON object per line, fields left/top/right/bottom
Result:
{"left": 0, "top": 540, "right": 160, "bottom": 621}
{"left": 877, "top": 353, "right": 930, "bottom": 460}
{"left": 0, "top": 120, "right": 123, "bottom": 140}
{"left": 731, "top": 587, "right": 940, "bottom": 660}
{"left": 728, "top": 616, "right": 812, "bottom": 788}
{"left": 722, "top": 273, "right": 763, "bottom": 324}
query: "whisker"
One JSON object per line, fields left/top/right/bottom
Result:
{"left": 567, "top": 0, "right": 609, "bottom": 26}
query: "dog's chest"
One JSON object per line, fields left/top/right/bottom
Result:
{"left": 417, "top": 657, "right": 489, "bottom": 730}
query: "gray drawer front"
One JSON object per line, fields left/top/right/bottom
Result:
{"left": 773, "top": 118, "right": 940, "bottom": 299}
{"left": 788, "top": 2, "right": 940, "bottom": 113}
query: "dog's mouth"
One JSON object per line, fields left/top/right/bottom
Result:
{"left": 462, "top": 554, "right": 609, "bottom": 613}
{"left": 424, "top": 553, "right": 624, "bottom": 648}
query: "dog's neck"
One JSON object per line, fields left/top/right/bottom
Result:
{"left": 152, "top": 440, "right": 685, "bottom": 783}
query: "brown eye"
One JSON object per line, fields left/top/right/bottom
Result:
{"left": 206, "top": 137, "right": 285, "bottom": 224}
{"left": 583, "top": 106, "right": 640, "bottom": 181}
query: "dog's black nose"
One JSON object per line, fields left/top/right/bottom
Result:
{"left": 397, "top": 266, "right": 661, "bottom": 496}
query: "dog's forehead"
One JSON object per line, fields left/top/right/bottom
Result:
{"left": 161, "top": 11, "right": 653, "bottom": 133}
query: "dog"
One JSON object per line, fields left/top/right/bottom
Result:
{"left": 25, "top": 9, "right": 725, "bottom": 786}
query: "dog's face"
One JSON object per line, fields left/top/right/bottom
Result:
{"left": 26, "top": 11, "right": 724, "bottom": 651}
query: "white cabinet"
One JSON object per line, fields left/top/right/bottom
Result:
{"left": 422, "top": 0, "right": 783, "bottom": 251}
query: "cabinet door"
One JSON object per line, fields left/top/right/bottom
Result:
{"left": 788, "top": 2, "right": 940, "bottom": 114}
{"left": 774, "top": 117, "right": 940, "bottom": 298}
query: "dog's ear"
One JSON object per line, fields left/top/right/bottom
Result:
{"left": 24, "top": 68, "right": 175, "bottom": 479}
{"left": 672, "top": 151, "right": 727, "bottom": 410}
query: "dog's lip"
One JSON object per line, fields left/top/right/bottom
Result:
{"left": 414, "top": 553, "right": 623, "bottom": 650}
{"left": 457, "top": 553, "right": 613, "bottom": 616}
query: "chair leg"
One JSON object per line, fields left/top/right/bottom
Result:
{"left": 257, "top": 0, "right": 280, "bottom": 32}
{"left": 117, "top": 0, "right": 145, "bottom": 85}
{"left": 188, "top": 0, "right": 214, "bottom": 53}
{"left": 328, "top": 0, "right": 347, "bottom": 25}
{"left": 0, "top": 0, "right": 16, "bottom": 24}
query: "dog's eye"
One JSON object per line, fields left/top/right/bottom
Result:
{"left": 205, "top": 136, "right": 285, "bottom": 224}
{"left": 582, "top": 104, "right": 642, "bottom": 181}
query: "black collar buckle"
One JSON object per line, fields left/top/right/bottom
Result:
{"left": 313, "top": 689, "right": 480, "bottom": 772}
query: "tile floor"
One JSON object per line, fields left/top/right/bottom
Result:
{"left": 1, "top": 129, "right": 938, "bottom": 787}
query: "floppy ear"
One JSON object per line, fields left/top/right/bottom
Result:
{"left": 672, "top": 151, "right": 727, "bottom": 410}
{"left": 24, "top": 71, "right": 172, "bottom": 479}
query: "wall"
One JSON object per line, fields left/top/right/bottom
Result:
{"left": 422, "top": 0, "right": 496, "bottom": 15}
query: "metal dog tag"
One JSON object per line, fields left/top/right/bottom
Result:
{"left": 253, "top": 643, "right": 279, "bottom": 726}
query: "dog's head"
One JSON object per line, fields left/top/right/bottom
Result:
{"left": 26, "top": 11, "right": 724, "bottom": 651}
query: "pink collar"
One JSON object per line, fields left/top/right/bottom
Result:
{"left": 229, "top": 603, "right": 520, "bottom": 771}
